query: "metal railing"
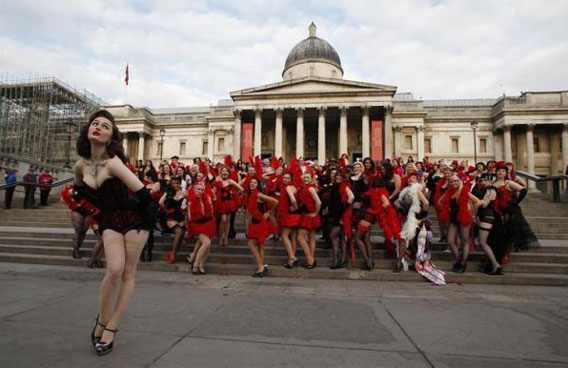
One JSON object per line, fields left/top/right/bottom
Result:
{"left": 515, "top": 170, "right": 568, "bottom": 203}
{"left": 0, "top": 177, "right": 73, "bottom": 192}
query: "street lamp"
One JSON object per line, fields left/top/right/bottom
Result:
{"left": 471, "top": 120, "right": 478, "bottom": 165}
{"left": 159, "top": 129, "right": 166, "bottom": 162}
{"left": 64, "top": 120, "right": 77, "bottom": 169}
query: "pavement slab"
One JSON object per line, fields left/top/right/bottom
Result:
{"left": 1, "top": 262, "right": 568, "bottom": 368}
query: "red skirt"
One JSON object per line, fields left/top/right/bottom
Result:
{"left": 217, "top": 199, "right": 238, "bottom": 214}
{"left": 278, "top": 213, "right": 301, "bottom": 228}
{"left": 187, "top": 218, "right": 216, "bottom": 240}
{"left": 299, "top": 214, "right": 321, "bottom": 231}
{"left": 247, "top": 220, "right": 275, "bottom": 246}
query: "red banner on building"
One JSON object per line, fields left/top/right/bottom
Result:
{"left": 241, "top": 122, "right": 254, "bottom": 162}
{"left": 371, "top": 120, "right": 384, "bottom": 161}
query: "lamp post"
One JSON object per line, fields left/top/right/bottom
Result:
{"left": 159, "top": 129, "right": 166, "bottom": 162}
{"left": 63, "top": 120, "right": 77, "bottom": 169}
{"left": 471, "top": 120, "right": 478, "bottom": 164}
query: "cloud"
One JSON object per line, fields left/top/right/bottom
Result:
{"left": 1, "top": 0, "right": 567, "bottom": 108}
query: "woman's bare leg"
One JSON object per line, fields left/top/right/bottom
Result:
{"left": 329, "top": 226, "right": 342, "bottom": 264}
{"left": 297, "top": 229, "right": 314, "bottom": 265}
{"left": 248, "top": 239, "right": 263, "bottom": 272}
{"left": 447, "top": 224, "right": 460, "bottom": 264}
{"left": 195, "top": 234, "right": 211, "bottom": 270}
{"left": 478, "top": 222, "right": 499, "bottom": 269}
{"left": 98, "top": 229, "right": 148, "bottom": 343}
{"left": 459, "top": 224, "right": 472, "bottom": 266}
{"left": 308, "top": 230, "right": 317, "bottom": 260}
{"left": 281, "top": 227, "right": 297, "bottom": 263}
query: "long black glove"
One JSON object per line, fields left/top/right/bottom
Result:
{"left": 516, "top": 188, "right": 528, "bottom": 204}
{"left": 135, "top": 187, "right": 158, "bottom": 231}
{"left": 72, "top": 184, "right": 102, "bottom": 208}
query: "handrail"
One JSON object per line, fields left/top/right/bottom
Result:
{"left": 0, "top": 177, "right": 73, "bottom": 191}
{"left": 515, "top": 170, "right": 568, "bottom": 202}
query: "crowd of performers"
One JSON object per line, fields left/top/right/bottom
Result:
{"left": 63, "top": 150, "right": 540, "bottom": 283}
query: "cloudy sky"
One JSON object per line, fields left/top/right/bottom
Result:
{"left": 1, "top": 0, "right": 567, "bottom": 107}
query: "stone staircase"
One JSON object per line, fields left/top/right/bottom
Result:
{"left": 0, "top": 194, "right": 567, "bottom": 286}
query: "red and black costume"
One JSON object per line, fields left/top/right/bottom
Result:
{"left": 187, "top": 190, "right": 216, "bottom": 240}
{"left": 214, "top": 180, "right": 239, "bottom": 214}
{"left": 299, "top": 183, "right": 321, "bottom": 231}
{"left": 74, "top": 178, "right": 157, "bottom": 234}
{"left": 438, "top": 185, "right": 473, "bottom": 227}
{"left": 164, "top": 192, "right": 186, "bottom": 224}
{"left": 61, "top": 183, "right": 97, "bottom": 217}
{"left": 278, "top": 184, "right": 301, "bottom": 229}
{"left": 365, "top": 187, "right": 401, "bottom": 240}
{"left": 246, "top": 189, "right": 275, "bottom": 246}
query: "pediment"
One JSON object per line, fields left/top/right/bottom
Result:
{"left": 231, "top": 77, "right": 397, "bottom": 99}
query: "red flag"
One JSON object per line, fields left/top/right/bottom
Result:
{"left": 124, "top": 64, "right": 129, "bottom": 86}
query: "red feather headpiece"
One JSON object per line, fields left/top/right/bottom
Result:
{"left": 198, "top": 160, "right": 209, "bottom": 175}
{"left": 224, "top": 155, "right": 234, "bottom": 168}
{"left": 271, "top": 156, "right": 280, "bottom": 170}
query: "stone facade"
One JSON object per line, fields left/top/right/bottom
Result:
{"left": 109, "top": 24, "right": 568, "bottom": 179}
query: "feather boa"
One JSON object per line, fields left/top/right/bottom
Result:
{"left": 188, "top": 190, "right": 213, "bottom": 220}
{"left": 247, "top": 189, "right": 263, "bottom": 221}
{"left": 439, "top": 185, "right": 472, "bottom": 225}
{"left": 339, "top": 181, "right": 352, "bottom": 239}
{"left": 399, "top": 183, "right": 422, "bottom": 241}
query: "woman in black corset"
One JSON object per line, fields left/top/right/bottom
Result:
{"left": 73, "top": 109, "right": 157, "bottom": 356}
{"left": 475, "top": 173, "right": 502, "bottom": 275}
{"left": 159, "top": 176, "right": 187, "bottom": 264}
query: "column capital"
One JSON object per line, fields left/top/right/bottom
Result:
{"left": 340, "top": 106, "right": 348, "bottom": 116}
{"left": 207, "top": 128, "right": 215, "bottom": 135}
{"left": 296, "top": 107, "right": 304, "bottom": 117}
{"left": 503, "top": 125, "right": 512, "bottom": 132}
{"left": 563, "top": 122, "right": 568, "bottom": 131}
{"left": 416, "top": 126, "right": 424, "bottom": 132}
{"left": 318, "top": 105, "right": 327, "bottom": 115}
{"left": 254, "top": 107, "right": 262, "bottom": 117}
{"left": 233, "top": 109, "right": 241, "bottom": 118}
{"left": 275, "top": 107, "right": 283, "bottom": 117}
{"left": 526, "top": 123, "right": 535, "bottom": 131}
{"left": 137, "top": 130, "right": 145, "bottom": 137}
{"left": 361, "top": 105, "right": 370, "bottom": 115}
{"left": 393, "top": 126, "right": 402, "bottom": 132}
{"left": 385, "top": 105, "right": 393, "bottom": 114}
{"left": 227, "top": 127, "right": 234, "bottom": 134}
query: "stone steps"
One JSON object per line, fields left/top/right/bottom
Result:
{"left": 1, "top": 244, "right": 566, "bottom": 275}
{"left": 1, "top": 252, "right": 567, "bottom": 286}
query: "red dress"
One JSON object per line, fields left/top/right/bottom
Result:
{"left": 187, "top": 191, "right": 216, "bottom": 239}
{"left": 214, "top": 180, "right": 238, "bottom": 214}
{"left": 246, "top": 189, "right": 275, "bottom": 246}
{"left": 368, "top": 188, "right": 401, "bottom": 240}
{"left": 299, "top": 183, "right": 321, "bottom": 231}
{"left": 278, "top": 184, "right": 301, "bottom": 229}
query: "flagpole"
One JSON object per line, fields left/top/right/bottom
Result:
{"left": 124, "top": 61, "right": 129, "bottom": 105}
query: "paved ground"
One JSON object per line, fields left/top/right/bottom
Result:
{"left": 1, "top": 263, "right": 568, "bottom": 368}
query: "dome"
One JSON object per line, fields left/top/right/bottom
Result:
{"left": 283, "top": 23, "right": 343, "bottom": 76}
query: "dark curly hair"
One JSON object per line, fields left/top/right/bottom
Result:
{"left": 76, "top": 109, "right": 127, "bottom": 163}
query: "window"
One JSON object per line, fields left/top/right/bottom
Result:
{"left": 202, "top": 141, "right": 208, "bottom": 155}
{"left": 451, "top": 138, "right": 459, "bottom": 153}
{"left": 156, "top": 142, "right": 163, "bottom": 156}
{"left": 480, "top": 138, "right": 487, "bottom": 153}
{"left": 218, "top": 137, "right": 225, "bottom": 152}
{"left": 179, "top": 141, "right": 186, "bottom": 156}
{"left": 404, "top": 135, "right": 413, "bottom": 150}
{"left": 534, "top": 137, "right": 540, "bottom": 153}
{"left": 425, "top": 138, "right": 432, "bottom": 153}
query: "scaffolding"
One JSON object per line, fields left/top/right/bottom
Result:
{"left": 0, "top": 77, "right": 105, "bottom": 166}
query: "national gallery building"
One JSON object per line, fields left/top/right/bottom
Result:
{"left": 106, "top": 23, "right": 568, "bottom": 178}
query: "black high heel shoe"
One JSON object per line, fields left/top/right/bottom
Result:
{"left": 72, "top": 248, "right": 81, "bottom": 259}
{"left": 95, "top": 326, "right": 118, "bottom": 356}
{"left": 91, "top": 316, "right": 105, "bottom": 349}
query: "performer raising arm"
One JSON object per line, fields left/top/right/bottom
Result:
{"left": 73, "top": 110, "right": 156, "bottom": 356}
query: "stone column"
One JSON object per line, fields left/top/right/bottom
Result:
{"left": 122, "top": 135, "right": 128, "bottom": 153}
{"left": 393, "top": 126, "right": 401, "bottom": 158}
{"left": 384, "top": 105, "right": 393, "bottom": 159}
{"left": 137, "top": 132, "right": 145, "bottom": 161}
{"left": 318, "top": 106, "right": 326, "bottom": 164}
{"left": 296, "top": 107, "right": 304, "bottom": 158}
{"left": 417, "top": 126, "right": 425, "bottom": 161}
{"left": 562, "top": 123, "right": 568, "bottom": 174}
{"left": 503, "top": 125, "right": 512, "bottom": 163}
{"left": 275, "top": 108, "right": 283, "bottom": 158}
{"left": 361, "top": 106, "right": 370, "bottom": 158}
{"left": 254, "top": 109, "right": 262, "bottom": 157}
{"left": 526, "top": 124, "right": 536, "bottom": 190}
{"left": 207, "top": 128, "right": 214, "bottom": 160}
{"left": 233, "top": 110, "right": 241, "bottom": 159}
{"left": 494, "top": 131, "right": 503, "bottom": 161}
{"left": 339, "top": 106, "right": 348, "bottom": 157}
